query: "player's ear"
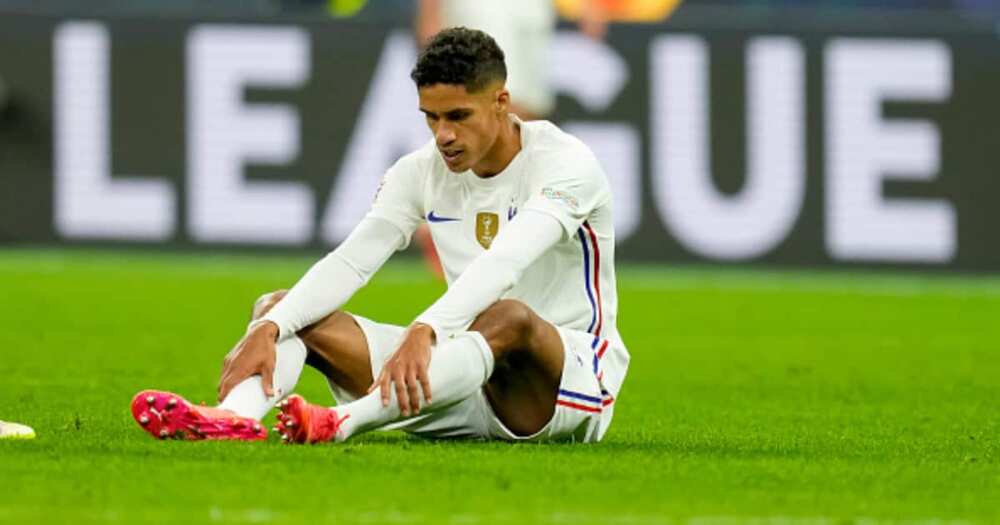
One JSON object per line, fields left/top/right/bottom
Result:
{"left": 495, "top": 87, "right": 510, "bottom": 114}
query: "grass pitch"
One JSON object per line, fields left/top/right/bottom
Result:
{"left": 0, "top": 249, "right": 998, "bottom": 524}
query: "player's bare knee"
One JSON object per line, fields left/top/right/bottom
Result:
{"left": 250, "top": 289, "right": 288, "bottom": 321}
{"left": 297, "top": 311, "right": 373, "bottom": 397}
{"left": 470, "top": 299, "right": 535, "bottom": 355}
{"left": 297, "top": 310, "right": 357, "bottom": 356}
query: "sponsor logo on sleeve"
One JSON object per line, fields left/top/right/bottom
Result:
{"left": 541, "top": 187, "right": 579, "bottom": 210}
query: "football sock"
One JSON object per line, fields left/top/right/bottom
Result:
{"left": 335, "top": 331, "right": 495, "bottom": 440}
{"left": 218, "top": 335, "right": 307, "bottom": 421}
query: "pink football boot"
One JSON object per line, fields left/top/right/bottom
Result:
{"left": 130, "top": 390, "right": 266, "bottom": 441}
{"left": 275, "top": 394, "right": 349, "bottom": 444}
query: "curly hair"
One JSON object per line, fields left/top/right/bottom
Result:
{"left": 410, "top": 27, "right": 507, "bottom": 93}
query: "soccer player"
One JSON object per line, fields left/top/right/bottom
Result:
{"left": 131, "top": 27, "right": 629, "bottom": 444}
{"left": 412, "top": 0, "right": 608, "bottom": 279}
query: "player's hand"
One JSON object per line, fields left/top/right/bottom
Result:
{"left": 368, "top": 323, "right": 435, "bottom": 417}
{"left": 217, "top": 321, "right": 279, "bottom": 402}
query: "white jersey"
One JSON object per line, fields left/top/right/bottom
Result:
{"left": 367, "top": 119, "right": 628, "bottom": 396}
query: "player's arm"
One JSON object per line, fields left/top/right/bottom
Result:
{"left": 369, "top": 147, "right": 608, "bottom": 413}
{"left": 412, "top": 153, "right": 610, "bottom": 338}
{"left": 414, "top": 210, "right": 563, "bottom": 338}
{"left": 257, "top": 217, "right": 406, "bottom": 340}
{"left": 217, "top": 218, "right": 408, "bottom": 402}
{"left": 259, "top": 156, "right": 426, "bottom": 339}
{"left": 218, "top": 157, "right": 426, "bottom": 401}
{"left": 373, "top": 170, "right": 612, "bottom": 413}
{"left": 369, "top": 209, "right": 565, "bottom": 412}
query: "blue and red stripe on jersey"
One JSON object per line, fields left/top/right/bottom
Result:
{"left": 556, "top": 388, "right": 615, "bottom": 413}
{"left": 560, "top": 221, "right": 617, "bottom": 415}
{"left": 591, "top": 338, "right": 610, "bottom": 375}
{"left": 576, "top": 221, "right": 604, "bottom": 342}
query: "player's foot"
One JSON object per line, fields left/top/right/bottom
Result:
{"left": 275, "top": 394, "right": 349, "bottom": 444}
{"left": 130, "top": 390, "right": 266, "bottom": 441}
{"left": 0, "top": 421, "right": 36, "bottom": 440}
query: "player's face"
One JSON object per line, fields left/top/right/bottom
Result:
{"left": 418, "top": 83, "right": 508, "bottom": 173}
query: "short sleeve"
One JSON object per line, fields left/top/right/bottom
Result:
{"left": 521, "top": 148, "right": 609, "bottom": 238}
{"left": 365, "top": 155, "right": 425, "bottom": 247}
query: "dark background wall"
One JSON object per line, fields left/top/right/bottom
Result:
{"left": 0, "top": 8, "right": 997, "bottom": 271}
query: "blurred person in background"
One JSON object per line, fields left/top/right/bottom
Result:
{"left": 413, "top": 0, "right": 626, "bottom": 278}
{"left": 412, "top": 0, "right": 682, "bottom": 278}
{"left": 554, "top": 0, "right": 684, "bottom": 25}
{"left": 416, "top": 0, "right": 609, "bottom": 121}
{"left": 683, "top": 0, "right": 979, "bottom": 11}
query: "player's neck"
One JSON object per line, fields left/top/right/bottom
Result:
{"left": 471, "top": 118, "right": 521, "bottom": 178}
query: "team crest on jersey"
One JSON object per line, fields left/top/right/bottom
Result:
{"left": 475, "top": 212, "right": 499, "bottom": 249}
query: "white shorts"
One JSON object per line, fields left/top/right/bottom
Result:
{"left": 324, "top": 313, "right": 620, "bottom": 443}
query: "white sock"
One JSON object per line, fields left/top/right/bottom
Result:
{"left": 218, "top": 335, "right": 307, "bottom": 420}
{"left": 335, "top": 331, "right": 495, "bottom": 440}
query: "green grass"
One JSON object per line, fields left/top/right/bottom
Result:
{"left": 1, "top": 248, "right": 998, "bottom": 524}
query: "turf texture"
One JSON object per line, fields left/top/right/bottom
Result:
{"left": 0, "top": 249, "right": 998, "bottom": 524}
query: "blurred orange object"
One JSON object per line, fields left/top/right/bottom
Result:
{"left": 555, "top": 0, "right": 683, "bottom": 22}
{"left": 414, "top": 224, "right": 445, "bottom": 281}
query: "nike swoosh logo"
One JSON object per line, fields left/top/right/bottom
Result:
{"left": 427, "top": 211, "right": 460, "bottom": 223}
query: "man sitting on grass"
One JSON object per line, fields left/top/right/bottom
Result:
{"left": 131, "top": 27, "right": 629, "bottom": 444}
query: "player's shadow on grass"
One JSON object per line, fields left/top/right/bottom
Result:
{"left": 116, "top": 427, "right": 813, "bottom": 461}
{"left": 351, "top": 432, "right": 819, "bottom": 460}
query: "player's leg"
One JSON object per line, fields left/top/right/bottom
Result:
{"left": 297, "top": 310, "right": 375, "bottom": 400}
{"left": 219, "top": 290, "right": 374, "bottom": 413}
{"left": 130, "top": 290, "right": 371, "bottom": 441}
{"left": 210, "top": 290, "right": 306, "bottom": 420}
{"left": 276, "top": 299, "right": 562, "bottom": 443}
{"left": 469, "top": 300, "right": 563, "bottom": 436}
{"left": 130, "top": 290, "right": 306, "bottom": 440}
{"left": 253, "top": 290, "right": 374, "bottom": 397}
{"left": 466, "top": 300, "right": 608, "bottom": 442}
{"left": 277, "top": 322, "right": 495, "bottom": 443}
